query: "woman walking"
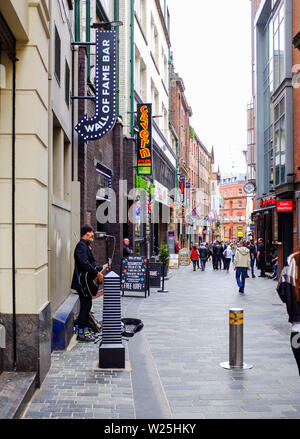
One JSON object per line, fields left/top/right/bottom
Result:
{"left": 191, "top": 245, "right": 199, "bottom": 271}
{"left": 277, "top": 251, "right": 300, "bottom": 375}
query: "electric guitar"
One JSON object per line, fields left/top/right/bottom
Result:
{"left": 79, "top": 264, "right": 110, "bottom": 298}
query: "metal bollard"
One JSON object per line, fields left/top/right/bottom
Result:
{"left": 220, "top": 308, "right": 253, "bottom": 370}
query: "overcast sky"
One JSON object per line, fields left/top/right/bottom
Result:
{"left": 168, "top": 0, "right": 252, "bottom": 176}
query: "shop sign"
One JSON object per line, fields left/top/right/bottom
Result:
{"left": 259, "top": 196, "right": 276, "bottom": 209}
{"left": 276, "top": 200, "right": 293, "bottom": 212}
{"left": 169, "top": 254, "right": 179, "bottom": 268}
{"left": 179, "top": 248, "right": 189, "bottom": 266}
{"left": 75, "top": 30, "right": 117, "bottom": 140}
{"left": 154, "top": 180, "right": 169, "bottom": 206}
{"left": 137, "top": 103, "right": 152, "bottom": 175}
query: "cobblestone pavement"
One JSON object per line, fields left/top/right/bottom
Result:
{"left": 23, "top": 261, "right": 300, "bottom": 419}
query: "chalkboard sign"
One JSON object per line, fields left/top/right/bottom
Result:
{"left": 149, "top": 262, "right": 161, "bottom": 287}
{"left": 121, "top": 256, "right": 150, "bottom": 298}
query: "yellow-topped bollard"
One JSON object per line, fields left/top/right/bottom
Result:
{"left": 220, "top": 308, "right": 253, "bottom": 370}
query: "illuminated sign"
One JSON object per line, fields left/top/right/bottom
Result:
{"left": 259, "top": 196, "right": 276, "bottom": 208}
{"left": 74, "top": 30, "right": 117, "bottom": 141}
{"left": 137, "top": 103, "right": 152, "bottom": 175}
{"left": 276, "top": 200, "right": 293, "bottom": 212}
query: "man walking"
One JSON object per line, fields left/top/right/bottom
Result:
{"left": 234, "top": 241, "right": 251, "bottom": 294}
{"left": 71, "top": 224, "right": 108, "bottom": 342}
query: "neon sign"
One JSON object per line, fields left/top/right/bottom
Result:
{"left": 74, "top": 30, "right": 117, "bottom": 141}
{"left": 137, "top": 103, "right": 152, "bottom": 175}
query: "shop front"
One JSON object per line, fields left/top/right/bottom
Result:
{"left": 252, "top": 196, "right": 276, "bottom": 272}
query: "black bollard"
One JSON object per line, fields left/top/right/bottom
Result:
{"left": 99, "top": 271, "right": 125, "bottom": 368}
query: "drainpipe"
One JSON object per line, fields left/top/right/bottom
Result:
{"left": 114, "top": 0, "right": 119, "bottom": 116}
{"left": 11, "top": 54, "right": 17, "bottom": 370}
{"left": 130, "top": 0, "right": 134, "bottom": 137}
{"left": 75, "top": 0, "right": 80, "bottom": 41}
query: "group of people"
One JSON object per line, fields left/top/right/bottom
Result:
{"left": 71, "top": 224, "right": 300, "bottom": 376}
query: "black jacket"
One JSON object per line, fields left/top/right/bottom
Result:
{"left": 198, "top": 246, "right": 208, "bottom": 260}
{"left": 71, "top": 239, "right": 102, "bottom": 291}
{"left": 123, "top": 244, "right": 131, "bottom": 257}
{"left": 277, "top": 254, "right": 300, "bottom": 324}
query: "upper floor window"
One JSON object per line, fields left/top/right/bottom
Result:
{"left": 54, "top": 25, "right": 61, "bottom": 84}
{"left": 274, "top": 96, "right": 286, "bottom": 185}
{"left": 273, "top": 3, "right": 285, "bottom": 90}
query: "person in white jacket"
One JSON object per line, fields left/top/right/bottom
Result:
{"left": 234, "top": 241, "right": 251, "bottom": 294}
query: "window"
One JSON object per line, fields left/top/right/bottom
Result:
{"left": 273, "top": 4, "right": 285, "bottom": 90}
{"left": 54, "top": 25, "right": 61, "bottom": 84}
{"left": 65, "top": 60, "right": 70, "bottom": 107}
{"left": 53, "top": 125, "right": 71, "bottom": 202}
{"left": 274, "top": 97, "right": 286, "bottom": 185}
{"left": 238, "top": 188, "right": 242, "bottom": 195}
{"left": 238, "top": 201, "right": 242, "bottom": 208}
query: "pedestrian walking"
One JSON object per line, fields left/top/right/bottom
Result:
{"left": 277, "top": 251, "right": 300, "bottom": 375}
{"left": 249, "top": 240, "right": 257, "bottom": 278}
{"left": 191, "top": 245, "right": 199, "bottom": 271}
{"left": 220, "top": 241, "right": 227, "bottom": 270}
{"left": 175, "top": 241, "right": 180, "bottom": 254}
{"left": 257, "top": 237, "right": 266, "bottom": 277}
{"left": 198, "top": 242, "right": 209, "bottom": 271}
{"left": 223, "top": 245, "right": 232, "bottom": 272}
{"left": 71, "top": 224, "right": 109, "bottom": 342}
{"left": 231, "top": 241, "right": 237, "bottom": 263}
{"left": 212, "top": 241, "right": 222, "bottom": 270}
{"left": 195, "top": 243, "right": 200, "bottom": 269}
{"left": 234, "top": 241, "right": 251, "bottom": 294}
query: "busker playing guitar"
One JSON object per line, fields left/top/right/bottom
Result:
{"left": 71, "top": 224, "right": 109, "bottom": 342}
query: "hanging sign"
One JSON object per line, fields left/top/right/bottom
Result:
{"left": 137, "top": 103, "right": 152, "bottom": 175}
{"left": 259, "top": 196, "right": 276, "bottom": 208}
{"left": 276, "top": 200, "right": 293, "bottom": 212}
{"left": 74, "top": 30, "right": 117, "bottom": 141}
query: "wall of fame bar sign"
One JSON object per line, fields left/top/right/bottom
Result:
{"left": 137, "top": 103, "right": 152, "bottom": 175}
{"left": 74, "top": 30, "right": 117, "bottom": 141}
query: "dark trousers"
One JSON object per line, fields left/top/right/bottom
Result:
{"left": 290, "top": 332, "right": 300, "bottom": 375}
{"left": 224, "top": 258, "right": 231, "bottom": 270}
{"left": 200, "top": 259, "right": 206, "bottom": 271}
{"left": 259, "top": 259, "right": 266, "bottom": 276}
{"left": 213, "top": 255, "right": 221, "bottom": 269}
{"left": 77, "top": 290, "right": 92, "bottom": 329}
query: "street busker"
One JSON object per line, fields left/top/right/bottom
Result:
{"left": 223, "top": 245, "right": 233, "bottom": 272}
{"left": 191, "top": 245, "right": 199, "bottom": 271}
{"left": 233, "top": 241, "right": 251, "bottom": 294}
{"left": 198, "top": 243, "right": 209, "bottom": 271}
{"left": 71, "top": 224, "right": 109, "bottom": 342}
{"left": 277, "top": 251, "right": 300, "bottom": 375}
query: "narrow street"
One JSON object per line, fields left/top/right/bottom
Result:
{"left": 23, "top": 262, "right": 300, "bottom": 419}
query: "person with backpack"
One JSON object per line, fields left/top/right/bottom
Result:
{"left": 198, "top": 242, "right": 209, "bottom": 271}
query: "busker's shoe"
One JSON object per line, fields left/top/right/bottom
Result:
{"left": 252, "top": 274, "right": 256, "bottom": 278}
{"left": 238, "top": 287, "right": 243, "bottom": 293}
{"left": 77, "top": 327, "right": 96, "bottom": 342}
